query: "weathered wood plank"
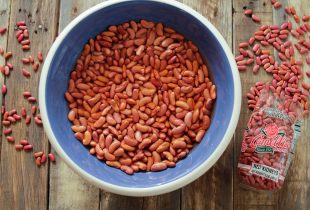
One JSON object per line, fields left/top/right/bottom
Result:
{"left": 181, "top": 0, "right": 233, "bottom": 209}
{"left": 281, "top": 0, "right": 310, "bottom": 183}
{"left": 235, "top": 205, "right": 276, "bottom": 210}
{"left": 0, "top": 0, "right": 11, "bottom": 160}
{"left": 0, "top": 0, "right": 59, "bottom": 210}
{"left": 100, "top": 192, "right": 143, "bottom": 210}
{"left": 278, "top": 181, "right": 310, "bottom": 210}
{"left": 232, "top": 0, "right": 278, "bottom": 209}
{"left": 48, "top": 1, "right": 101, "bottom": 210}
{"left": 275, "top": 0, "right": 310, "bottom": 209}
{"left": 142, "top": 191, "right": 180, "bottom": 210}
{"left": 49, "top": 156, "right": 100, "bottom": 210}
{"left": 234, "top": 0, "right": 273, "bottom": 13}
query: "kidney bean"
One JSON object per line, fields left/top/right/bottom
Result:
{"left": 34, "top": 116, "right": 42, "bottom": 126}
{"left": 34, "top": 157, "right": 42, "bottom": 166}
{"left": 1, "top": 84, "right": 7, "bottom": 95}
{"left": 34, "top": 151, "right": 44, "bottom": 158}
{"left": 25, "top": 115, "right": 31, "bottom": 125}
{"left": 27, "top": 96, "right": 36, "bottom": 103}
{"left": 22, "top": 45, "right": 30, "bottom": 51}
{"left": 243, "top": 9, "right": 253, "bottom": 16}
{"left": 251, "top": 15, "right": 261, "bottom": 23}
{"left": 48, "top": 153, "right": 56, "bottom": 162}
{"left": 3, "top": 128, "right": 12, "bottom": 135}
{"left": 151, "top": 162, "right": 167, "bottom": 172}
{"left": 2, "top": 120, "right": 10, "bottom": 126}
{"left": 15, "top": 144, "right": 23, "bottom": 150}
{"left": 6, "top": 136, "right": 14, "bottom": 143}
{"left": 0, "top": 27, "right": 7, "bottom": 34}
{"left": 23, "top": 144, "right": 33, "bottom": 151}
{"left": 37, "top": 51, "right": 43, "bottom": 62}
{"left": 21, "top": 68, "right": 30, "bottom": 77}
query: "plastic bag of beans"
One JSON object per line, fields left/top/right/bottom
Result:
{"left": 237, "top": 91, "right": 302, "bottom": 191}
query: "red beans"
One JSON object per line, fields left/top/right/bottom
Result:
{"left": 27, "top": 96, "right": 37, "bottom": 103}
{"left": 238, "top": 93, "right": 301, "bottom": 190}
{"left": 236, "top": 1, "right": 310, "bottom": 191}
{"left": 15, "top": 144, "right": 23, "bottom": 150}
{"left": 15, "top": 21, "right": 31, "bottom": 50}
{"left": 21, "top": 68, "right": 30, "bottom": 77}
{"left": 273, "top": 1, "right": 282, "bottom": 9}
{"left": 3, "top": 128, "right": 12, "bottom": 135}
{"left": 66, "top": 20, "right": 216, "bottom": 175}
{"left": 244, "top": 9, "right": 253, "bottom": 16}
{"left": 6, "top": 136, "right": 15, "bottom": 143}
{"left": 0, "top": 20, "right": 52, "bottom": 167}
{"left": 0, "top": 27, "right": 7, "bottom": 34}
{"left": 48, "top": 153, "right": 56, "bottom": 162}
{"left": 23, "top": 144, "right": 33, "bottom": 151}
{"left": 251, "top": 15, "right": 261, "bottom": 23}
{"left": 2, "top": 84, "right": 7, "bottom": 95}
{"left": 37, "top": 52, "right": 43, "bottom": 62}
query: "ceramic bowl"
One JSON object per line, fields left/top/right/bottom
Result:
{"left": 39, "top": 0, "right": 241, "bottom": 196}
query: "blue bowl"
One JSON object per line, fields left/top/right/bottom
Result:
{"left": 39, "top": 0, "right": 241, "bottom": 196}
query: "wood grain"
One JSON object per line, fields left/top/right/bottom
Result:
{"left": 233, "top": 0, "right": 310, "bottom": 209}
{"left": 275, "top": 0, "right": 310, "bottom": 209}
{"left": 181, "top": 0, "right": 233, "bottom": 209}
{"left": 282, "top": 0, "right": 310, "bottom": 182}
{"left": 49, "top": 156, "right": 100, "bottom": 210}
{"left": 234, "top": 0, "right": 273, "bottom": 13}
{"left": 0, "top": 0, "right": 310, "bottom": 209}
{"left": 0, "top": 0, "right": 11, "bottom": 160}
{"left": 0, "top": 0, "right": 59, "bottom": 210}
{"left": 232, "top": 0, "right": 278, "bottom": 209}
{"left": 0, "top": 0, "right": 57, "bottom": 209}
{"left": 142, "top": 191, "right": 180, "bottom": 210}
{"left": 100, "top": 192, "right": 143, "bottom": 210}
{"left": 48, "top": 1, "right": 101, "bottom": 209}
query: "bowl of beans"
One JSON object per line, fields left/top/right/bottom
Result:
{"left": 39, "top": 0, "right": 241, "bottom": 196}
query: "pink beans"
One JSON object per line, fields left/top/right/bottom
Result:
{"left": 0, "top": 27, "right": 7, "bottom": 34}
{"left": 238, "top": 93, "right": 301, "bottom": 190}
{"left": 236, "top": 1, "right": 310, "bottom": 191}
{"left": 66, "top": 20, "right": 216, "bottom": 174}
{"left": 2, "top": 84, "right": 7, "bottom": 94}
{"left": 273, "top": 1, "right": 282, "bottom": 9}
{"left": 48, "top": 153, "right": 56, "bottom": 162}
{"left": 3, "top": 128, "right": 12, "bottom": 135}
{"left": 251, "top": 15, "right": 261, "bottom": 23}
{"left": 37, "top": 51, "right": 43, "bottom": 62}
{"left": 244, "top": 9, "right": 253, "bottom": 16}
{"left": 21, "top": 68, "right": 30, "bottom": 77}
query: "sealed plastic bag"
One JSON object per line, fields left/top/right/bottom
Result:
{"left": 237, "top": 91, "right": 302, "bottom": 190}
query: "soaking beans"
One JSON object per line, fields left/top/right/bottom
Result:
{"left": 65, "top": 20, "right": 216, "bottom": 174}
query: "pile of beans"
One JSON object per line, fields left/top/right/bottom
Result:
{"left": 15, "top": 20, "right": 31, "bottom": 51}
{"left": 65, "top": 20, "right": 216, "bottom": 174}
{"left": 236, "top": 0, "right": 309, "bottom": 190}
{"left": 236, "top": 7, "right": 310, "bottom": 116}
{"left": 0, "top": 21, "right": 55, "bottom": 166}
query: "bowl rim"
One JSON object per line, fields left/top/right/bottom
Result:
{"left": 39, "top": 0, "right": 241, "bottom": 196}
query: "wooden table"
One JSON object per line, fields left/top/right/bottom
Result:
{"left": 0, "top": 0, "right": 309, "bottom": 209}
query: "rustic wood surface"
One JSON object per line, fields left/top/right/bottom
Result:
{"left": 0, "top": 0, "right": 309, "bottom": 210}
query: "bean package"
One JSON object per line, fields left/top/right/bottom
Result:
{"left": 236, "top": 1, "right": 309, "bottom": 191}
{"left": 238, "top": 91, "right": 302, "bottom": 190}
{"left": 65, "top": 20, "right": 216, "bottom": 174}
